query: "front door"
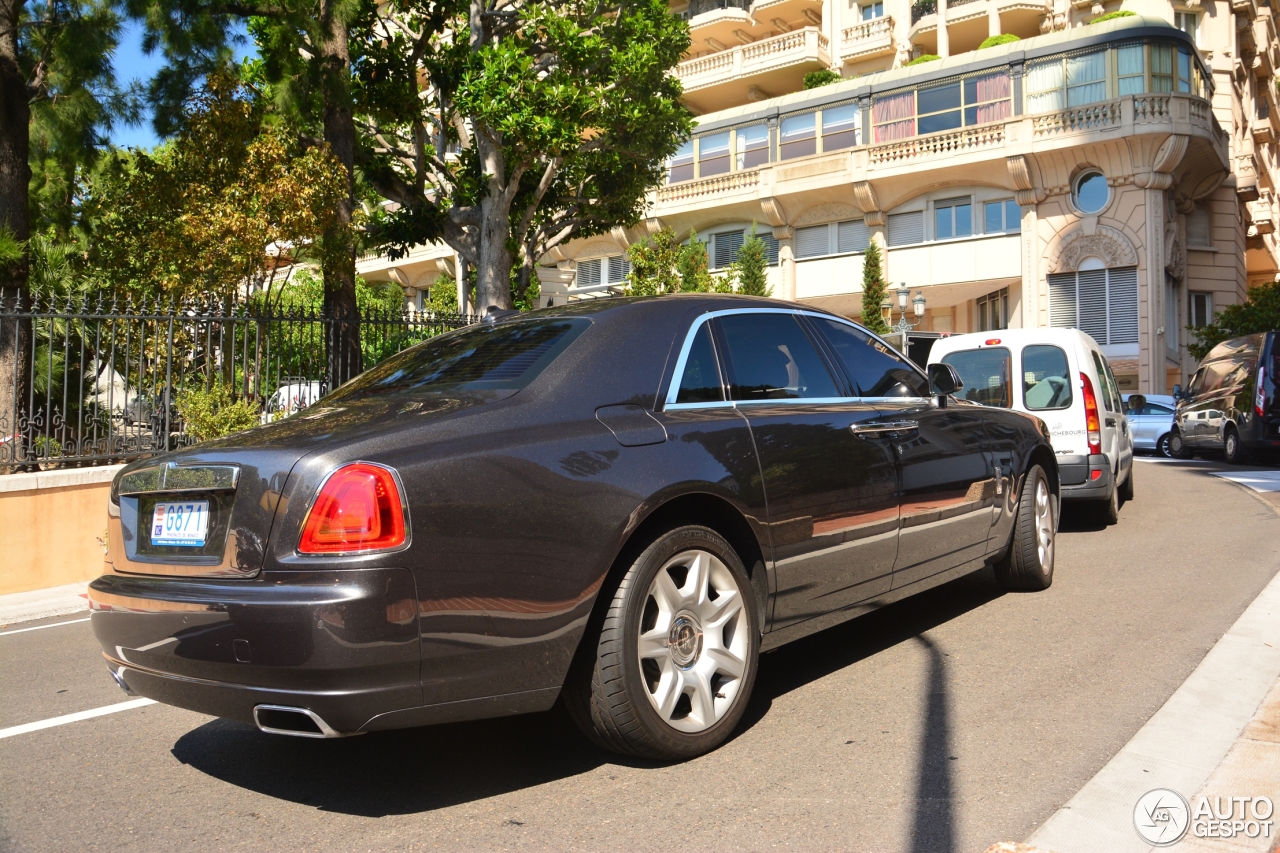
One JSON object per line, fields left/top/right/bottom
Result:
{"left": 710, "top": 311, "right": 900, "bottom": 629}
{"left": 806, "top": 316, "right": 996, "bottom": 588}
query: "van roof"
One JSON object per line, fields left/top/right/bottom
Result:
{"left": 928, "top": 328, "right": 1102, "bottom": 355}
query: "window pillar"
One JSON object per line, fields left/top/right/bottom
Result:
{"left": 937, "top": 0, "right": 950, "bottom": 58}
{"left": 774, "top": 226, "right": 797, "bottom": 301}
{"left": 1019, "top": 201, "right": 1037, "bottom": 328}
{"left": 1139, "top": 188, "right": 1166, "bottom": 393}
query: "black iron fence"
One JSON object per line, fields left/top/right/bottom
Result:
{"left": 0, "top": 289, "right": 477, "bottom": 472}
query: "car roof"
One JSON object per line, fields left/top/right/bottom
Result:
{"left": 518, "top": 293, "right": 853, "bottom": 323}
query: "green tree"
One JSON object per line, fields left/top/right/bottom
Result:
{"left": 358, "top": 0, "right": 693, "bottom": 311}
{"left": 1189, "top": 280, "right": 1280, "bottom": 359}
{"left": 677, "top": 230, "right": 712, "bottom": 293}
{"left": 731, "top": 226, "right": 770, "bottom": 296}
{"left": 860, "top": 239, "right": 891, "bottom": 334}
{"left": 626, "top": 228, "right": 684, "bottom": 296}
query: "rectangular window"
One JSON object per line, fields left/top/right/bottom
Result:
{"left": 1048, "top": 267, "right": 1139, "bottom": 345}
{"left": 941, "top": 347, "right": 1013, "bottom": 407}
{"left": 861, "top": 0, "right": 883, "bottom": 19}
{"left": 935, "top": 197, "right": 972, "bottom": 240}
{"left": 699, "top": 131, "right": 731, "bottom": 177}
{"left": 963, "top": 70, "right": 1012, "bottom": 125}
{"left": 976, "top": 288, "right": 1009, "bottom": 331}
{"left": 1065, "top": 51, "right": 1106, "bottom": 107}
{"left": 1176, "top": 48, "right": 1192, "bottom": 93}
{"left": 821, "top": 103, "right": 861, "bottom": 152}
{"left": 1022, "top": 345, "right": 1074, "bottom": 410}
{"left": 1189, "top": 292, "right": 1213, "bottom": 328}
{"left": 984, "top": 199, "right": 1021, "bottom": 233}
{"left": 873, "top": 90, "right": 915, "bottom": 143}
{"left": 759, "top": 232, "right": 780, "bottom": 265}
{"left": 576, "top": 258, "right": 602, "bottom": 287}
{"left": 1117, "top": 44, "right": 1145, "bottom": 96}
{"left": 780, "top": 113, "right": 817, "bottom": 160}
{"left": 795, "top": 224, "right": 830, "bottom": 259}
{"left": 1175, "top": 11, "right": 1198, "bottom": 45}
{"left": 668, "top": 140, "right": 694, "bottom": 184}
{"left": 887, "top": 211, "right": 924, "bottom": 246}
{"left": 712, "top": 230, "right": 745, "bottom": 269}
{"left": 737, "top": 124, "right": 769, "bottom": 169}
{"left": 917, "top": 81, "right": 962, "bottom": 135}
{"left": 1186, "top": 205, "right": 1211, "bottom": 246}
{"left": 1151, "top": 45, "right": 1175, "bottom": 93}
{"left": 607, "top": 256, "right": 631, "bottom": 283}
{"left": 837, "top": 219, "right": 871, "bottom": 253}
{"left": 1025, "top": 59, "right": 1065, "bottom": 113}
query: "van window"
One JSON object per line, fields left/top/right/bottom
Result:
{"left": 940, "top": 347, "right": 1012, "bottom": 407}
{"left": 1201, "top": 358, "right": 1251, "bottom": 394}
{"left": 1022, "top": 345, "right": 1072, "bottom": 410}
{"left": 1090, "top": 351, "right": 1119, "bottom": 412}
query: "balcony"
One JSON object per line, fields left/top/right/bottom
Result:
{"left": 676, "top": 27, "right": 832, "bottom": 113}
{"left": 908, "top": 0, "right": 1050, "bottom": 56}
{"left": 840, "top": 17, "right": 895, "bottom": 63}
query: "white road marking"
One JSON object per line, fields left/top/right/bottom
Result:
{"left": 0, "top": 698, "right": 157, "bottom": 740}
{"left": 1212, "top": 470, "right": 1280, "bottom": 492}
{"left": 0, "top": 617, "right": 91, "bottom": 637}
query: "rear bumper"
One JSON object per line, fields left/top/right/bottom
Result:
{"left": 89, "top": 569, "right": 423, "bottom": 733}
{"left": 1057, "top": 453, "right": 1113, "bottom": 500}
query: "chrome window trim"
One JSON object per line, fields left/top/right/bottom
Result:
{"left": 663, "top": 307, "right": 930, "bottom": 409}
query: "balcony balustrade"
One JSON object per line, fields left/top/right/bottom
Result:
{"left": 840, "top": 16, "right": 895, "bottom": 62}
{"left": 676, "top": 26, "right": 831, "bottom": 93}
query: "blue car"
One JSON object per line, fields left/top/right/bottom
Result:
{"left": 1123, "top": 393, "right": 1177, "bottom": 457}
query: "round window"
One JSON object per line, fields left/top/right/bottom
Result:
{"left": 1073, "top": 171, "right": 1110, "bottom": 214}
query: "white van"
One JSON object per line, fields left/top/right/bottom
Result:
{"left": 927, "top": 329, "right": 1134, "bottom": 523}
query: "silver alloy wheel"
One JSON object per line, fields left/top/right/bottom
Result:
{"left": 1035, "top": 477, "right": 1055, "bottom": 570}
{"left": 637, "top": 549, "right": 749, "bottom": 733}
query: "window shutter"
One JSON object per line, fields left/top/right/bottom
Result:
{"left": 1076, "top": 269, "right": 1109, "bottom": 344}
{"left": 887, "top": 211, "right": 923, "bottom": 246}
{"left": 1108, "top": 267, "right": 1139, "bottom": 344}
{"left": 759, "top": 233, "right": 780, "bottom": 265}
{"left": 1048, "top": 272, "right": 1077, "bottom": 329}
{"left": 837, "top": 219, "right": 870, "bottom": 253}
{"left": 577, "top": 258, "right": 601, "bottom": 287}
{"left": 1186, "top": 206, "right": 1211, "bottom": 246}
{"left": 608, "top": 256, "right": 631, "bottom": 283}
{"left": 714, "top": 230, "right": 745, "bottom": 268}
{"left": 795, "top": 224, "right": 830, "bottom": 259}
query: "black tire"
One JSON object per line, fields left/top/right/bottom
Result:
{"left": 1096, "top": 476, "right": 1120, "bottom": 525}
{"left": 1119, "top": 462, "right": 1134, "bottom": 502}
{"left": 563, "top": 525, "right": 761, "bottom": 761}
{"left": 1170, "top": 429, "right": 1193, "bottom": 459}
{"left": 1156, "top": 433, "right": 1172, "bottom": 458}
{"left": 993, "top": 464, "right": 1056, "bottom": 592}
{"left": 1223, "top": 426, "right": 1249, "bottom": 465}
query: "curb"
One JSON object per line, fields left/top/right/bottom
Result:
{"left": 0, "top": 582, "right": 90, "bottom": 626}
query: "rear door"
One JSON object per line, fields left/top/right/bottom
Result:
{"left": 813, "top": 319, "right": 995, "bottom": 588}
{"left": 712, "top": 311, "right": 901, "bottom": 628}
{"left": 1092, "top": 352, "right": 1132, "bottom": 474}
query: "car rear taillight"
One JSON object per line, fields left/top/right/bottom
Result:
{"left": 1257, "top": 365, "right": 1267, "bottom": 417}
{"left": 298, "top": 463, "right": 408, "bottom": 554}
{"left": 1081, "top": 372, "right": 1102, "bottom": 455}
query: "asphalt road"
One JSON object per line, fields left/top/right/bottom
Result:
{"left": 2, "top": 458, "right": 1278, "bottom": 853}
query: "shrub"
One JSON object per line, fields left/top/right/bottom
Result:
{"left": 804, "top": 69, "right": 842, "bottom": 89}
{"left": 905, "top": 54, "right": 941, "bottom": 66}
{"left": 979, "top": 33, "right": 1021, "bottom": 49}
{"left": 1088, "top": 10, "right": 1136, "bottom": 23}
{"left": 1188, "top": 280, "right": 1280, "bottom": 359}
{"left": 731, "top": 226, "right": 771, "bottom": 297}
{"left": 176, "top": 384, "right": 262, "bottom": 443}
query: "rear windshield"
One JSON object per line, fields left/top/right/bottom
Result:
{"left": 325, "top": 317, "right": 589, "bottom": 401}
{"left": 1022, "top": 345, "right": 1073, "bottom": 410}
{"left": 941, "top": 347, "right": 1012, "bottom": 407}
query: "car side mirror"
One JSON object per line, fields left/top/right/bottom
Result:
{"left": 928, "top": 363, "right": 962, "bottom": 397}
{"left": 1172, "top": 384, "right": 1182, "bottom": 400}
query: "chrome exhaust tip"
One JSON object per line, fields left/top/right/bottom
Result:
{"left": 110, "top": 667, "right": 136, "bottom": 696}
{"left": 252, "top": 704, "right": 358, "bottom": 739}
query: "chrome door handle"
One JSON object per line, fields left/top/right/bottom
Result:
{"left": 849, "top": 420, "right": 919, "bottom": 436}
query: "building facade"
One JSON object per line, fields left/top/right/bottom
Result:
{"left": 359, "top": 2, "right": 1280, "bottom": 394}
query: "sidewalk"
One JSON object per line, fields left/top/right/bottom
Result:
{"left": 0, "top": 581, "right": 88, "bottom": 626}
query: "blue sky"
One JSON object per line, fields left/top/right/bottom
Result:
{"left": 109, "top": 21, "right": 257, "bottom": 150}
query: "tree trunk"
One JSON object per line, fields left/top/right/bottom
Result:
{"left": 0, "top": 0, "right": 32, "bottom": 461}
{"left": 319, "top": 3, "right": 361, "bottom": 389}
{"left": 475, "top": 193, "right": 514, "bottom": 312}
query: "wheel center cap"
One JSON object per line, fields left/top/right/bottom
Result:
{"left": 668, "top": 611, "right": 704, "bottom": 669}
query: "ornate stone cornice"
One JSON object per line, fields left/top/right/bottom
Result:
{"left": 1006, "top": 154, "right": 1046, "bottom": 205}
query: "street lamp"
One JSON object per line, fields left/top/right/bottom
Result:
{"left": 887, "top": 284, "right": 926, "bottom": 351}
{"left": 880, "top": 296, "right": 893, "bottom": 327}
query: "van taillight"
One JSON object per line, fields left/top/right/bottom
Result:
{"left": 1258, "top": 365, "right": 1267, "bottom": 417}
{"left": 1081, "top": 372, "right": 1102, "bottom": 455}
{"left": 298, "top": 463, "right": 408, "bottom": 554}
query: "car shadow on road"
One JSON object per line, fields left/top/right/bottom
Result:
{"left": 171, "top": 568, "right": 1004, "bottom": 819}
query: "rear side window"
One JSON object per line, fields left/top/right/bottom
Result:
{"left": 675, "top": 323, "right": 724, "bottom": 404}
{"left": 325, "top": 318, "right": 589, "bottom": 401}
{"left": 1144, "top": 402, "right": 1173, "bottom": 415}
{"left": 940, "top": 347, "right": 1012, "bottom": 407}
{"left": 813, "top": 318, "right": 929, "bottom": 397}
{"left": 1090, "top": 351, "right": 1120, "bottom": 412}
{"left": 1022, "top": 345, "right": 1072, "bottom": 410}
{"left": 716, "top": 313, "right": 839, "bottom": 401}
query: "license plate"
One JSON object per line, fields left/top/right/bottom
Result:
{"left": 151, "top": 501, "right": 210, "bottom": 547}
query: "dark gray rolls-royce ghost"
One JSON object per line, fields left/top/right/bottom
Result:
{"left": 91, "top": 295, "right": 1060, "bottom": 760}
